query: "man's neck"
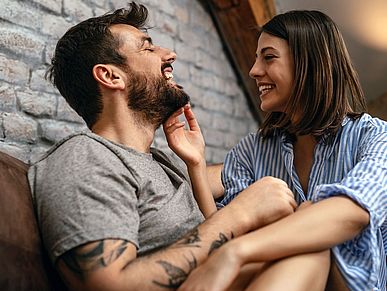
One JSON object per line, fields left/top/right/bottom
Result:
{"left": 92, "top": 111, "right": 156, "bottom": 153}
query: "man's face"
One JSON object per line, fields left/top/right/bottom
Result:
{"left": 110, "top": 24, "right": 189, "bottom": 127}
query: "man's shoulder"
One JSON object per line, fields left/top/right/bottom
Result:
{"left": 32, "top": 132, "right": 131, "bottom": 166}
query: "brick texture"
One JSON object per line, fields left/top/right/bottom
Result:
{"left": 0, "top": 0, "right": 257, "bottom": 164}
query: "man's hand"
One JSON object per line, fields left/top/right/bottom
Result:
{"left": 163, "top": 103, "right": 205, "bottom": 167}
{"left": 178, "top": 242, "right": 242, "bottom": 291}
{"left": 226, "top": 176, "right": 297, "bottom": 233}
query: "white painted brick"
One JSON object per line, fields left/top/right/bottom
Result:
{"left": 89, "top": 0, "right": 109, "bottom": 9}
{"left": 224, "top": 132, "right": 242, "bottom": 149}
{"left": 57, "top": 97, "right": 85, "bottom": 124}
{"left": 93, "top": 6, "right": 109, "bottom": 17}
{"left": 189, "top": 3, "right": 213, "bottom": 32}
{"left": 173, "top": 60, "right": 190, "bottom": 81}
{"left": 30, "top": 145, "right": 50, "bottom": 163}
{"left": 212, "top": 114, "right": 231, "bottom": 131}
{"left": 148, "top": 29, "right": 175, "bottom": 51}
{"left": 64, "top": 0, "right": 94, "bottom": 21}
{"left": 0, "top": 141, "right": 30, "bottom": 163}
{"left": 228, "top": 118, "right": 249, "bottom": 135}
{"left": 234, "top": 97, "right": 255, "bottom": 118}
{"left": 41, "top": 13, "right": 73, "bottom": 38}
{"left": 17, "top": 89, "right": 57, "bottom": 117}
{"left": 175, "top": 6, "right": 189, "bottom": 24}
{"left": 44, "top": 41, "right": 57, "bottom": 65}
{"left": 178, "top": 24, "right": 208, "bottom": 49}
{"left": 203, "top": 91, "right": 234, "bottom": 115}
{"left": 39, "top": 120, "right": 86, "bottom": 143}
{"left": 30, "top": 68, "right": 58, "bottom": 94}
{"left": 0, "top": 85, "right": 17, "bottom": 111}
{"left": 179, "top": 82, "right": 204, "bottom": 107}
{"left": 249, "top": 122, "right": 259, "bottom": 133}
{"left": 0, "top": 0, "right": 43, "bottom": 31}
{"left": 32, "top": 0, "right": 62, "bottom": 14}
{"left": 211, "top": 147, "right": 228, "bottom": 164}
{"left": 0, "top": 27, "right": 45, "bottom": 61}
{"left": 224, "top": 79, "right": 243, "bottom": 97}
{"left": 0, "top": 54, "right": 30, "bottom": 85}
{"left": 2, "top": 112, "right": 38, "bottom": 143}
{"left": 152, "top": 11, "right": 178, "bottom": 36}
{"left": 202, "top": 127, "right": 225, "bottom": 147}
{"left": 175, "top": 41, "right": 196, "bottom": 63}
{"left": 190, "top": 66, "right": 215, "bottom": 89}
{"left": 193, "top": 107, "right": 212, "bottom": 126}
{"left": 159, "top": 0, "right": 175, "bottom": 16}
{"left": 109, "top": 0, "right": 129, "bottom": 9}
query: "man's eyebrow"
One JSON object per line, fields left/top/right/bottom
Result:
{"left": 140, "top": 36, "right": 153, "bottom": 47}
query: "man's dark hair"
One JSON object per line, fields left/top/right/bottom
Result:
{"left": 259, "top": 10, "right": 366, "bottom": 139}
{"left": 46, "top": 2, "right": 148, "bottom": 128}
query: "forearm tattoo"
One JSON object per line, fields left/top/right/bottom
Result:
{"left": 208, "top": 232, "right": 234, "bottom": 255}
{"left": 153, "top": 252, "right": 197, "bottom": 289}
{"left": 174, "top": 228, "right": 201, "bottom": 248}
{"left": 61, "top": 239, "right": 128, "bottom": 279}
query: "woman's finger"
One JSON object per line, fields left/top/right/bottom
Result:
{"left": 184, "top": 103, "right": 200, "bottom": 132}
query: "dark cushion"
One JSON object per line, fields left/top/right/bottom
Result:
{"left": 0, "top": 151, "right": 66, "bottom": 290}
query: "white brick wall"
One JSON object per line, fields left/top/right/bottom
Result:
{"left": 0, "top": 0, "right": 258, "bottom": 164}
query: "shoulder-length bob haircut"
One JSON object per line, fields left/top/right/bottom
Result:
{"left": 260, "top": 10, "right": 367, "bottom": 139}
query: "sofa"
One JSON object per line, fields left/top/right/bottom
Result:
{"left": 0, "top": 151, "right": 66, "bottom": 290}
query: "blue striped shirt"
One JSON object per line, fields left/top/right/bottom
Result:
{"left": 220, "top": 114, "right": 387, "bottom": 291}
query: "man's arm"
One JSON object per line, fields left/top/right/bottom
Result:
{"left": 57, "top": 176, "right": 297, "bottom": 291}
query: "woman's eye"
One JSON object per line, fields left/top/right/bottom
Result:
{"left": 264, "top": 55, "right": 275, "bottom": 60}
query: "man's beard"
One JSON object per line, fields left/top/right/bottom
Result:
{"left": 127, "top": 72, "right": 190, "bottom": 128}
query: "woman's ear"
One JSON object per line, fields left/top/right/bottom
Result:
{"left": 92, "top": 64, "right": 126, "bottom": 90}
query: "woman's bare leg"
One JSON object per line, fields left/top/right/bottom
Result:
{"left": 245, "top": 250, "right": 330, "bottom": 291}
{"left": 325, "top": 253, "right": 349, "bottom": 291}
{"left": 225, "top": 263, "right": 266, "bottom": 291}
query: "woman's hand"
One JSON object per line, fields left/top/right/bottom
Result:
{"left": 163, "top": 103, "right": 205, "bottom": 167}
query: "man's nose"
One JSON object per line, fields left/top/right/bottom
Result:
{"left": 160, "top": 47, "right": 177, "bottom": 63}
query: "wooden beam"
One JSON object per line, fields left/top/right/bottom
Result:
{"left": 201, "top": 0, "right": 276, "bottom": 123}
{"left": 248, "top": 0, "right": 276, "bottom": 26}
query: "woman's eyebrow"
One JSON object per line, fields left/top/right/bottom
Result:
{"left": 256, "top": 46, "right": 278, "bottom": 57}
{"left": 260, "top": 46, "right": 277, "bottom": 54}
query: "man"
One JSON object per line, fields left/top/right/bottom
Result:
{"left": 28, "top": 2, "right": 296, "bottom": 290}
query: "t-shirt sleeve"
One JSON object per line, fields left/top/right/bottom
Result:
{"left": 312, "top": 122, "right": 387, "bottom": 287}
{"left": 29, "top": 136, "right": 140, "bottom": 263}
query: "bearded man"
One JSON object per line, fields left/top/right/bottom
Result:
{"left": 28, "top": 2, "right": 297, "bottom": 290}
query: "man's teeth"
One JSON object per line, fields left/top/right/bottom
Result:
{"left": 164, "top": 72, "right": 173, "bottom": 80}
{"left": 259, "top": 84, "right": 274, "bottom": 93}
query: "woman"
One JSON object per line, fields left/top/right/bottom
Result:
{"left": 175, "top": 10, "right": 387, "bottom": 291}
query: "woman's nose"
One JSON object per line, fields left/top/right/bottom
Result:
{"left": 249, "top": 59, "right": 263, "bottom": 79}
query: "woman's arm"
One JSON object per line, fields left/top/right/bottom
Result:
{"left": 163, "top": 104, "right": 216, "bottom": 217}
{"left": 206, "top": 163, "right": 224, "bottom": 199}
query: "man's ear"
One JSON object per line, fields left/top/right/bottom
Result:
{"left": 92, "top": 64, "right": 126, "bottom": 90}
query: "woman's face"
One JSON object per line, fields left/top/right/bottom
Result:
{"left": 249, "top": 32, "right": 294, "bottom": 113}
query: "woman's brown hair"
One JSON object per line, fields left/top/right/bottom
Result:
{"left": 260, "top": 10, "right": 367, "bottom": 139}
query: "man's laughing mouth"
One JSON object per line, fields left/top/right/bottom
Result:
{"left": 162, "top": 63, "right": 174, "bottom": 81}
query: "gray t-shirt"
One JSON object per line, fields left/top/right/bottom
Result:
{"left": 28, "top": 132, "right": 204, "bottom": 263}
